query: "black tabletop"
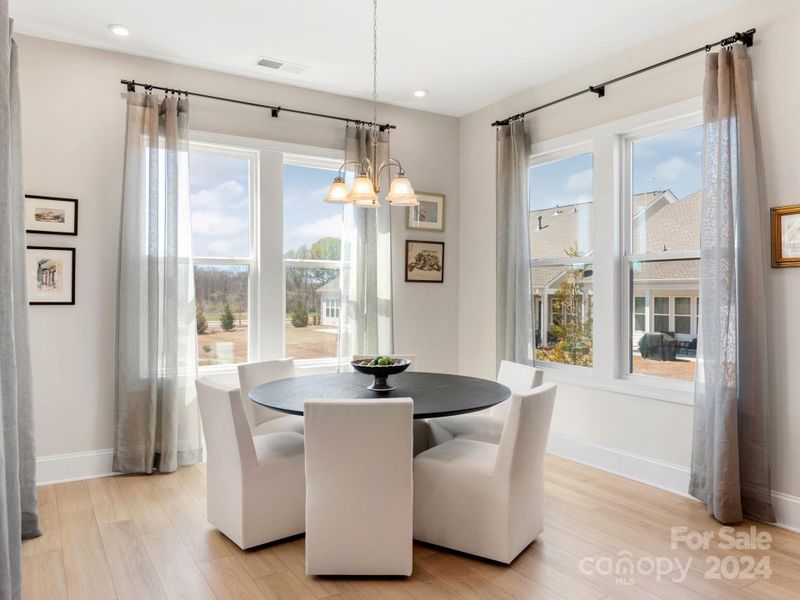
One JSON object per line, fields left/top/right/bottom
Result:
{"left": 249, "top": 371, "right": 511, "bottom": 419}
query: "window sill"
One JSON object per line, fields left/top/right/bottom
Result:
{"left": 538, "top": 367, "right": 694, "bottom": 406}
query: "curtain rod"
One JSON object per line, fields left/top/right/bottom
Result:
{"left": 120, "top": 79, "right": 397, "bottom": 131}
{"left": 490, "top": 28, "right": 755, "bottom": 127}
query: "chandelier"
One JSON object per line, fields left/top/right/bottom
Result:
{"left": 324, "top": 0, "right": 417, "bottom": 208}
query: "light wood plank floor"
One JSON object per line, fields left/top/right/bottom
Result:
{"left": 22, "top": 455, "right": 800, "bottom": 600}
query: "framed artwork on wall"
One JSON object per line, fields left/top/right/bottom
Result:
{"left": 405, "top": 240, "right": 444, "bottom": 283}
{"left": 25, "top": 195, "right": 79, "bottom": 236}
{"left": 771, "top": 204, "right": 800, "bottom": 267}
{"left": 26, "top": 246, "right": 76, "bottom": 305}
{"left": 407, "top": 192, "right": 445, "bottom": 232}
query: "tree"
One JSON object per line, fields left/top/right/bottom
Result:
{"left": 220, "top": 302, "right": 235, "bottom": 332}
{"left": 196, "top": 304, "right": 208, "bottom": 335}
{"left": 536, "top": 244, "right": 593, "bottom": 367}
{"left": 290, "top": 301, "right": 309, "bottom": 328}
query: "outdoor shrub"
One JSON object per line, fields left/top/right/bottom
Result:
{"left": 291, "top": 302, "right": 309, "bottom": 328}
{"left": 220, "top": 302, "right": 236, "bottom": 331}
{"left": 196, "top": 304, "right": 208, "bottom": 334}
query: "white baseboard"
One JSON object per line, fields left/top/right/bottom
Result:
{"left": 546, "top": 432, "right": 800, "bottom": 533}
{"left": 36, "top": 448, "right": 116, "bottom": 485}
{"left": 772, "top": 492, "right": 800, "bottom": 533}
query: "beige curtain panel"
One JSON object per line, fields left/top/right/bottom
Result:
{"left": 690, "top": 45, "right": 774, "bottom": 524}
{"left": 337, "top": 124, "right": 394, "bottom": 364}
{"left": 0, "top": 15, "right": 41, "bottom": 600}
{"left": 114, "top": 92, "right": 203, "bottom": 474}
{"left": 496, "top": 119, "right": 532, "bottom": 367}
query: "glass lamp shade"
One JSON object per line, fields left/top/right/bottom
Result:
{"left": 324, "top": 178, "right": 353, "bottom": 204}
{"left": 386, "top": 175, "right": 418, "bottom": 206}
{"left": 349, "top": 175, "right": 380, "bottom": 207}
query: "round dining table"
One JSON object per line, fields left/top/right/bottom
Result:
{"left": 249, "top": 371, "right": 511, "bottom": 419}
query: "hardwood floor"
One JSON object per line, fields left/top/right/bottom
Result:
{"left": 22, "top": 455, "right": 800, "bottom": 600}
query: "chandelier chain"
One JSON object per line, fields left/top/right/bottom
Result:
{"left": 372, "top": 0, "right": 378, "bottom": 141}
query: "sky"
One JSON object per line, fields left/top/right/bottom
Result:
{"left": 528, "top": 123, "right": 702, "bottom": 211}
{"left": 189, "top": 156, "right": 343, "bottom": 258}
{"left": 283, "top": 164, "right": 343, "bottom": 253}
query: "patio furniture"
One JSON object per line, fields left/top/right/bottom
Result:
{"left": 638, "top": 332, "right": 678, "bottom": 361}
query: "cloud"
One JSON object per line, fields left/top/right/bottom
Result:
{"left": 564, "top": 169, "right": 593, "bottom": 193}
{"left": 651, "top": 157, "right": 696, "bottom": 181}
{"left": 289, "top": 214, "right": 343, "bottom": 245}
{"left": 191, "top": 180, "right": 246, "bottom": 211}
{"left": 191, "top": 211, "right": 249, "bottom": 236}
{"left": 284, "top": 184, "right": 332, "bottom": 207}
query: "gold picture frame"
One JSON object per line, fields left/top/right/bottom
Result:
{"left": 407, "top": 192, "right": 445, "bottom": 232}
{"left": 771, "top": 204, "right": 800, "bottom": 267}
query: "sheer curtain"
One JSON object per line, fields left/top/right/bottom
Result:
{"left": 337, "top": 124, "right": 394, "bottom": 365}
{"left": 496, "top": 119, "right": 532, "bottom": 367}
{"left": 114, "top": 92, "right": 203, "bottom": 474}
{"left": 1, "top": 16, "right": 40, "bottom": 600}
{"left": 690, "top": 45, "right": 774, "bottom": 524}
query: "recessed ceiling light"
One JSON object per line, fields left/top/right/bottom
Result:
{"left": 108, "top": 24, "right": 130, "bottom": 37}
{"left": 413, "top": 89, "right": 427, "bottom": 98}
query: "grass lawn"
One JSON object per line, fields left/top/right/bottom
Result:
{"left": 198, "top": 322, "right": 338, "bottom": 366}
{"left": 285, "top": 324, "right": 338, "bottom": 359}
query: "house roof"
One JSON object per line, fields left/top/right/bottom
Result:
{"left": 315, "top": 277, "right": 341, "bottom": 295}
{"left": 530, "top": 190, "right": 701, "bottom": 290}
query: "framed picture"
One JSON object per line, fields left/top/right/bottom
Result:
{"left": 26, "top": 246, "right": 76, "bottom": 305}
{"left": 25, "top": 195, "right": 78, "bottom": 236}
{"left": 771, "top": 204, "right": 800, "bottom": 267}
{"left": 405, "top": 240, "right": 444, "bottom": 283}
{"left": 407, "top": 192, "right": 445, "bottom": 232}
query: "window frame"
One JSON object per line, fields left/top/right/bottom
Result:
{"left": 190, "top": 141, "right": 259, "bottom": 373}
{"left": 528, "top": 142, "right": 595, "bottom": 374}
{"left": 620, "top": 113, "right": 702, "bottom": 391}
{"left": 189, "top": 131, "right": 344, "bottom": 375}
{"left": 526, "top": 98, "right": 702, "bottom": 405}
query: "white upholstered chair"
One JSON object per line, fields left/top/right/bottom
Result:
{"left": 304, "top": 398, "right": 414, "bottom": 576}
{"left": 353, "top": 354, "right": 429, "bottom": 456}
{"left": 427, "top": 360, "right": 543, "bottom": 446}
{"left": 238, "top": 358, "right": 305, "bottom": 436}
{"left": 195, "top": 378, "right": 305, "bottom": 549}
{"left": 413, "top": 383, "right": 557, "bottom": 564}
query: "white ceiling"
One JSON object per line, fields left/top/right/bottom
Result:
{"left": 11, "top": 0, "right": 744, "bottom": 117}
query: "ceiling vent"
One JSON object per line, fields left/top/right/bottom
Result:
{"left": 256, "top": 57, "right": 308, "bottom": 75}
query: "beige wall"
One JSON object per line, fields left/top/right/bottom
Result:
{"left": 458, "top": 0, "right": 800, "bottom": 497}
{"left": 18, "top": 35, "right": 460, "bottom": 458}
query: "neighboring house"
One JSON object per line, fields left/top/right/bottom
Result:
{"left": 315, "top": 277, "right": 341, "bottom": 327}
{"left": 530, "top": 190, "right": 700, "bottom": 348}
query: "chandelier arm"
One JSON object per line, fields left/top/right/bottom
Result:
{"left": 336, "top": 158, "right": 374, "bottom": 179}
{"left": 377, "top": 158, "right": 404, "bottom": 176}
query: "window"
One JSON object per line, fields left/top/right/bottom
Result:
{"left": 653, "top": 297, "right": 669, "bottom": 333}
{"left": 529, "top": 151, "right": 593, "bottom": 367}
{"left": 190, "top": 143, "right": 257, "bottom": 367}
{"left": 625, "top": 123, "right": 702, "bottom": 383}
{"left": 283, "top": 158, "right": 342, "bottom": 361}
{"left": 674, "top": 297, "right": 691, "bottom": 334}
{"left": 524, "top": 100, "right": 703, "bottom": 401}
{"left": 189, "top": 135, "right": 343, "bottom": 372}
{"left": 633, "top": 297, "right": 646, "bottom": 332}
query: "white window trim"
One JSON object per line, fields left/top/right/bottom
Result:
{"left": 190, "top": 130, "right": 344, "bottom": 375}
{"left": 191, "top": 141, "right": 259, "bottom": 372}
{"left": 527, "top": 97, "right": 702, "bottom": 405}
